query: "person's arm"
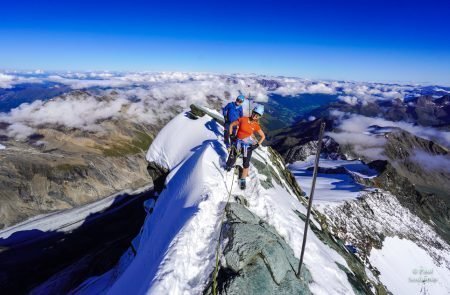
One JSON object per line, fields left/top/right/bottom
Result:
{"left": 229, "top": 120, "right": 239, "bottom": 135}
{"left": 255, "top": 129, "right": 265, "bottom": 146}
{"left": 239, "top": 106, "right": 243, "bottom": 118}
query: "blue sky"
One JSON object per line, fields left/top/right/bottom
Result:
{"left": 1, "top": 0, "right": 449, "bottom": 85}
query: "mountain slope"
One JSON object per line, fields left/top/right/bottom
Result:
{"left": 288, "top": 136, "right": 450, "bottom": 294}
{"left": 0, "top": 90, "right": 165, "bottom": 229}
{"left": 72, "top": 108, "right": 379, "bottom": 294}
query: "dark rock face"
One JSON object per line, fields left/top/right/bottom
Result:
{"left": 384, "top": 130, "right": 449, "bottom": 196}
{"left": 269, "top": 118, "right": 341, "bottom": 163}
{"left": 381, "top": 130, "right": 450, "bottom": 240}
{"left": 190, "top": 104, "right": 225, "bottom": 126}
{"left": 335, "top": 94, "right": 450, "bottom": 129}
{"left": 367, "top": 160, "right": 388, "bottom": 173}
{"left": 205, "top": 202, "right": 312, "bottom": 295}
{"left": 257, "top": 79, "right": 282, "bottom": 91}
{"left": 413, "top": 95, "right": 450, "bottom": 127}
{"left": 367, "top": 162, "right": 450, "bottom": 243}
{"left": 146, "top": 161, "right": 169, "bottom": 193}
{"left": 295, "top": 210, "right": 385, "bottom": 295}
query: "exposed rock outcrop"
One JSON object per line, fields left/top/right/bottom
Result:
{"left": 269, "top": 119, "right": 341, "bottom": 163}
{"left": 205, "top": 202, "right": 312, "bottom": 295}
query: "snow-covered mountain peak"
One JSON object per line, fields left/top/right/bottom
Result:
{"left": 73, "top": 108, "right": 378, "bottom": 294}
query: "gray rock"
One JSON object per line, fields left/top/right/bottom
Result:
{"left": 205, "top": 202, "right": 312, "bottom": 295}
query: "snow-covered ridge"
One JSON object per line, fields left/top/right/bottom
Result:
{"left": 73, "top": 109, "right": 370, "bottom": 294}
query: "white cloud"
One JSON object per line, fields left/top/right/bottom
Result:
{"left": 0, "top": 71, "right": 447, "bottom": 141}
{"left": 410, "top": 150, "right": 450, "bottom": 173}
{"left": 271, "top": 78, "right": 420, "bottom": 106}
{"left": 327, "top": 111, "right": 450, "bottom": 160}
{"left": 273, "top": 79, "right": 337, "bottom": 96}
{"left": 0, "top": 70, "right": 433, "bottom": 108}
{"left": 0, "top": 92, "right": 129, "bottom": 137}
{"left": 338, "top": 95, "right": 358, "bottom": 105}
{"left": 0, "top": 73, "right": 15, "bottom": 88}
{"left": 6, "top": 123, "right": 35, "bottom": 139}
{"left": 326, "top": 127, "right": 388, "bottom": 160}
{"left": 0, "top": 73, "right": 270, "bottom": 139}
{"left": 46, "top": 75, "right": 131, "bottom": 89}
{"left": 337, "top": 83, "right": 412, "bottom": 105}
{"left": 0, "top": 73, "right": 44, "bottom": 88}
{"left": 45, "top": 72, "right": 223, "bottom": 90}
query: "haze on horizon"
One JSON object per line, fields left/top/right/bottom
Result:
{"left": 1, "top": 0, "right": 449, "bottom": 85}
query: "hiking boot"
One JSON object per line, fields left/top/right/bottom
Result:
{"left": 239, "top": 178, "right": 246, "bottom": 190}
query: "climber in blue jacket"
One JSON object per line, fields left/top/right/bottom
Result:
{"left": 222, "top": 94, "right": 245, "bottom": 148}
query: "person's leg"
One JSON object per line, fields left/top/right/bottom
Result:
{"left": 241, "top": 148, "right": 253, "bottom": 178}
{"left": 238, "top": 148, "right": 252, "bottom": 189}
{"left": 225, "top": 146, "right": 237, "bottom": 170}
{"left": 224, "top": 129, "right": 230, "bottom": 148}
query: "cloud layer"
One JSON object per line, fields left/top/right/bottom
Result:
{"left": 328, "top": 111, "right": 450, "bottom": 161}
{"left": 410, "top": 150, "right": 450, "bottom": 173}
{"left": 0, "top": 73, "right": 43, "bottom": 88}
{"left": 0, "top": 71, "right": 448, "bottom": 142}
{"left": 0, "top": 70, "right": 438, "bottom": 106}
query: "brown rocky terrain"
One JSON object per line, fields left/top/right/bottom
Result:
{"left": 0, "top": 110, "right": 167, "bottom": 229}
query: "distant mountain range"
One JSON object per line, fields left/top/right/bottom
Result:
{"left": 0, "top": 72, "right": 449, "bottom": 294}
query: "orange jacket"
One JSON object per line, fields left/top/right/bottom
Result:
{"left": 236, "top": 117, "right": 261, "bottom": 139}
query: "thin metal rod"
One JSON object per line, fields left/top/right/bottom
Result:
{"left": 297, "top": 121, "right": 326, "bottom": 278}
{"left": 248, "top": 93, "right": 251, "bottom": 115}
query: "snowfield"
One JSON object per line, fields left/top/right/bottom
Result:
{"left": 289, "top": 157, "right": 377, "bottom": 211}
{"left": 370, "top": 236, "right": 450, "bottom": 295}
{"left": 74, "top": 110, "right": 358, "bottom": 294}
{"left": 290, "top": 151, "right": 450, "bottom": 295}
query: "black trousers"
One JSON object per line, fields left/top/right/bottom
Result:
{"left": 224, "top": 125, "right": 237, "bottom": 147}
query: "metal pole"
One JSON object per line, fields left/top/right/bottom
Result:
{"left": 248, "top": 92, "right": 251, "bottom": 116}
{"left": 297, "top": 121, "right": 326, "bottom": 278}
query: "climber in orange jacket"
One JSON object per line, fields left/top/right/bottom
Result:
{"left": 225, "top": 105, "right": 266, "bottom": 189}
